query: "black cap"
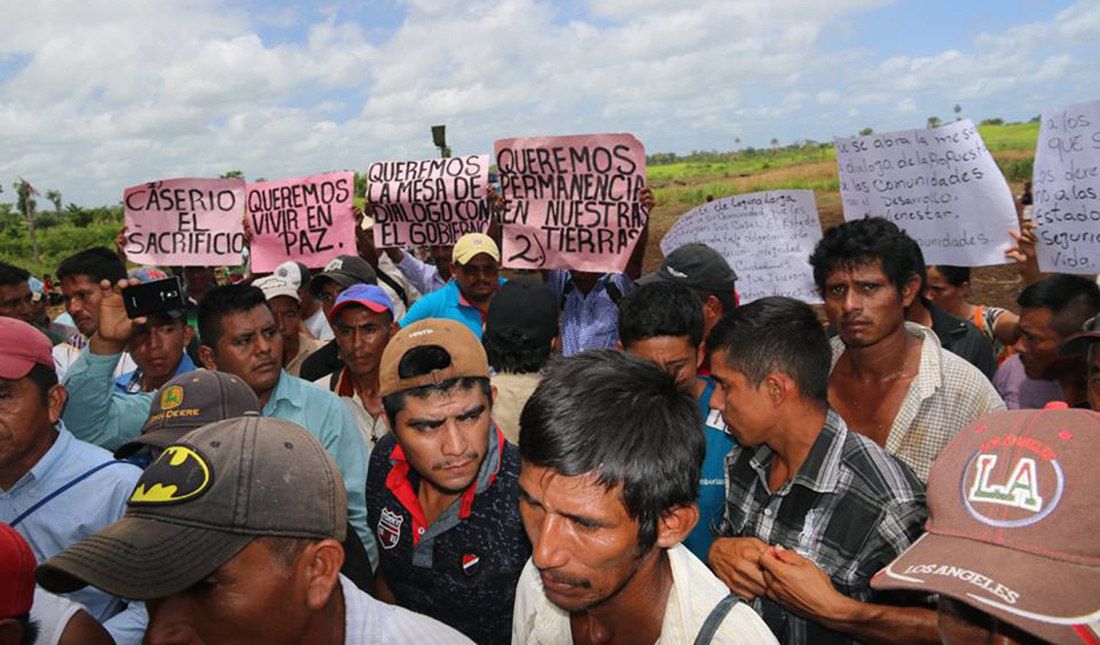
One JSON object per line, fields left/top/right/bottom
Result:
{"left": 639, "top": 243, "right": 738, "bottom": 292}
{"left": 485, "top": 280, "right": 558, "bottom": 347}
{"left": 310, "top": 255, "right": 377, "bottom": 296}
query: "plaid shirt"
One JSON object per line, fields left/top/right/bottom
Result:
{"left": 719, "top": 410, "right": 927, "bottom": 645}
{"left": 830, "top": 322, "right": 1005, "bottom": 482}
{"left": 546, "top": 270, "right": 633, "bottom": 357}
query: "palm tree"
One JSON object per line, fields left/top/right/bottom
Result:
{"left": 45, "top": 189, "right": 62, "bottom": 213}
{"left": 14, "top": 179, "right": 41, "bottom": 263}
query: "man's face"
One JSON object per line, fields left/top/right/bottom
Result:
{"left": 0, "top": 376, "right": 64, "bottom": 483}
{"left": 144, "top": 540, "right": 318, "bottom": 644}
{"left": 317, "top": 281, "right": 344, "bottom": 319}
{"left": 821, "top": 260, "right": 914, "bottom": 349}
{"left": 61, "top": 275, "right": 103, "bottom": 337}
{"left": 183, "top": 266, "right": 216, "bottom": 294}
{"left": 332, "top": 306, "right": 392, "bottom": 377}
{"left": 392, "top": 384, "right": 491, "bottom": 494}
{"left": 128, "top": 316, "right": 191, "bottom": 384}
{"left": 937, "top": 596, "right": 1041, "bottom": 645}
{"left": 430, "top": 246, "right": 454, "bottom": 282}
{"left": 623, "top": 336, "right": 699, "bottom": 391}
{"left": 708, "top": 349, "right": 776, "bottom": 447}
{"left": 0, "top": 281, "right": 33, "bottom": 322}
{"left": 203, "top": 306, "right": 283, "bottom": 396}
{"left": 453, "top": 253, "right": 499, "bottom": 304}
{"left": 1087, "top": 345, "right": 1100, "bottom": 411}
{"left": 517, "top": 463, "right": 648, "bottom": 613}
{"left": 1014, "top": 307, "right": 1067, "bottom": 380}
{"left": 924, "top": 267, "right": 967, "bottom": 313}
{"left": 267, "top": 296, "right": 301, "bottom": 345}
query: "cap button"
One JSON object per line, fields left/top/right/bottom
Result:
{"left": 1043, "top": 401, "right": 1070, "bottom": 410}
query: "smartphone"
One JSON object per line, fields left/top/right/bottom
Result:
{"left": 122, "top": 276, "right": 186, "bottom": 319}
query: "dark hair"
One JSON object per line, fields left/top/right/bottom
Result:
{"left": 56, "top": 247, "right": 125, "bottom": 284}
{"left": 519, "top": 349, "right": 704, "bottom": 552}
{"left": 1017, "top": 275, "right": 1100, "bottom": 337}
{"left": 16, "top": 616, "right": 39, "bottom": 645}
{"left": 198, "top": 284, "right": 269, "bottom": 348}
{"left": 483, "top": 327, "right": 552, "bottom": 374}
{"left": 693, "top": 288, "right": 737, "bottom": 317}
{"left": 707, "top": 297, "right": 831, "bottom": 403}
{"left": 809, "top": 217, "right": 921, "bottom": 293}
{"left": 0, "top": 260, "right": 30, "bottom": 287}
{"left": 256, "top": 536, "right": 312, "bottom": 567}
{"left": 381, "top": 345, "right": 492, "bottom": 428}
{"left": 930, "top": 265, "right": 971, "bottom": 287}
{"left": 618, "top": 282, "right": 704, "bottom": 348}
{"left": 26, "top": 362, "right": 58, "bottom": 403}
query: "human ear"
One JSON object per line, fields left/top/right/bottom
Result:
{"left": 655, "top": 504, "right": 700, "bottom": 549}
{"left": 900, "top": 275, "right": 922, "bottom": 308}
{"left": 198, "top": 345, "right": 218, "bottom": 371}
{"left": 303, "top": 539, "right": 345, "bottom": 610}
{"left": 48, "top": 384, "right": 68, "bottom": 425}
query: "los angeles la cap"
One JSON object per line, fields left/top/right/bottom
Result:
{"left": 871, "top": 407, "right": 1100, "bottom": 644}
{"left": 0, "top": 523, "right": 35, "bottom": 619}
{"left": 311, "top": 255, "right": 377, "bottom": 295}
{"left": 639, "top": 243, "right": 738, "bottom": 293}
{"left": 379, "top": 318, "right": 489, "bottom": 397}
{"left": 253, "top": 274, "right": 301, "bottom": 303}
{"left": 0, "top": 317, "right": 54, "bottom": 380}
{"left": 328, "top": 283, "right": 394, "bottom": 323}
{"left": 452, "top": 233, "right": 500, "bottom": 265}
{"left": 38, "top": 416, "right": 347, "bottom": 600}
{"left": 485, "top": 280, "right": 558, "bottom": 347}
{"left": 114, "top": 370, "right": 262, "bottom": 458}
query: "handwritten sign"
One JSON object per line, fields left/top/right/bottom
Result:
{"left": 661, "top": 190, "right": 823, "bottom": 304}
{"left": 366, "top": 155, "right": 489, "bottom": 248}
{"left": 1033, "top": 100, "right": 1100, "bottom": 273}
{"left": 495, "top": 133, "right": 647, "bottom": 272}
{"left": 247, "top": 172, "right": 356, "bottom": 273}
{"left": 124, "top": 178, "right": 246, "bottom": 266}
{"left": 835, "top": 119, "right": 1017, "bottom": 266}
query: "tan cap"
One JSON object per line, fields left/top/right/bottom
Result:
{"left": 452, "top": 233, "right": 500, "bottom": 265}
{"left": 379, "top": 318, "right": 489, "bottom": 397}
{"left": 871, "top": 407, "right": 1100, "bottom": 643}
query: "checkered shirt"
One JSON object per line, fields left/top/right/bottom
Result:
{"left": 719, "top": 410, "right": 928, "bottom": 644}
{"left": 830, "top": 322, "right": 1005, "bottom": 482}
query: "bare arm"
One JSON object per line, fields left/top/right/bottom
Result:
{"left": 819, "top": 596, "right": 938, "bottom": 645}
{"left": 59, "top": 609, "right": 114, "bottom": 645}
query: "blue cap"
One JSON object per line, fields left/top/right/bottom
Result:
{"left": 329, "top": 284, "right": 394, "bottom": 323}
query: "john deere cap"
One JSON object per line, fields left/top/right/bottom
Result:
{"left": 379, "top": 318, "right": 489, "bottom": 397}
{"left": 37, "top": 416, "right": 347, "bottom": 600}
{"left": 114, "top": 371, "right": 261, "bottom": 458}
{"left": 871, "top": 407, "right": 1100, "bottom": 643}
{"left": 452, "top": 233, "right": 500, "bottom": 265}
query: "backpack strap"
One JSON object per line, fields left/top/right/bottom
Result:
{"left": 10, "top": 460, "right": 137, "bottom": 528}
{"left": 692, "top": 594, "right": 744, "bottom": 645}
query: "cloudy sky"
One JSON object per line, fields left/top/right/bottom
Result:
{"left": 2, "top": 0, "right": 1097, "bottom": 206}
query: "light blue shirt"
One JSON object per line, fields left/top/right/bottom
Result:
{"left": 261, "top": 370, "right": 375, "bottom": 565}
{"left": 0, "top": 427, "right": 146, "bottom": 644}
{"left": 62, "top": 351, "right": 159, "bottom": 451}
{"left": 395, "top": 251, "right": 447, "bottom": 295}
{"left": 399, "top": 278, "right": 506, "bottom": 339}
{"left": 547, "top": 271, "right": 634, "bottom": 356}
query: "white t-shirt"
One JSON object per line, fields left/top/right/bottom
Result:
{"left": 304, "top": 307, "right": 335, "bottom": 341}
{"left": 53, "top": 341, "right": 137, "bottom": 382}
{"left": 340, "top": 574, "right": 471, "bottom": 644}
{"left": 31, "top": 588, "right": 85, "bottom": 645}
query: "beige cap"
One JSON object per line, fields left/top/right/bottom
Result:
{"left": 379, "top": 318, "right": 489, "bottom": 397}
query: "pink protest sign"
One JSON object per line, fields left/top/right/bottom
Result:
{"left": 123, "top": 178, "right": 246, "bottom": 266}
{"left": 247, "top": 172, "right": 357, "bottom": 272}
{"left": 366, "top": 155, "right": 490, "bottom": 248}
{"left": 495, "top": 133, "right": 648, "bottom": 272}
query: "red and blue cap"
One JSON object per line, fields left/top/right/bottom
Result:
{"left": 329, "top": 284, "right": 393, "bottom": 323}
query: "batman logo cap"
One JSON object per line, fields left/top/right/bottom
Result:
{"left": 36, "top": 416, "right": 347, "bottom": 600}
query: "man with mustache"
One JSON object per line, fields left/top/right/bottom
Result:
{"left": 370, "top": 318, "right": 529, "bottom": 644}
{"left": 399, "top": 233, "right": 505, "bottom": 339}
{"left": 809, "top": 218, "right": 1004, "bottom": 482}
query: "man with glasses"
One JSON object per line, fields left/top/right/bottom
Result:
{"left": 399, "top": 233, "right": 505, "bottom": 339}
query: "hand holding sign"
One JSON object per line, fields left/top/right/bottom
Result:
{"left": 495, "top": 133, "right": 648, "bottom": 273}
{"left": 124, "top": 178, "right": 246, "bottom": 267}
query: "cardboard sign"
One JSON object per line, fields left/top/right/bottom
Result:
{"left": 495, "top": 133, "right": 647, "bottom": 272}
{"left": 836, "top": 119, "right": 1017, "bottom": 266}
{"left": 366, "top": 155, "right": 490, "bottom": 248}
{"left": 124, "top": 178, "right": 246, "bottom": 266}
{"left": 247, "top": 172, "right": 356, "bottom": 273}
{"left": 1033, "top": 100, "right": 1100, "bottom": 273}
{"left": 661, "top": 190, "right": 823, "bottom": 304}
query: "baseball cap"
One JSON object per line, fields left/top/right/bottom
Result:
{"left": 328, "top": 284, "right": 394, "bottom": 323}
{"left": 311, "top": 255, "right": 377, "bottom": 296}
{"left": 452, "top": 233, "right": 500, "bottom": 265}
{"left": 253, "top": 274, "right": 300, "bottom": 303}
{"left": 37, "top": 416, "right": 347, "bottom": 600}
{"left": 0, "top": 317, "right": 54, "bottom": 380}
{"left": 639, "top": 243, "right": 738, "bottom": 293}
{"left": 1059, "top": 315, "right": 1100, "bottom": 356}
{"left": 871, "top": 407, "right": 1100, "bottom": 644}
{"left": 114, "top": 370, "right": 262, "bottom": 458}
{"left": 485, "top": 280, "right": 558, "bottom": 347}
{"left": 379, "top": 318, "right": 489, "bottom": 397}
{"left": 0, "top": 523, "right": 35, "bottom": 619}
{"left": 273, "top": 260, "right": 311, "bottom": 289}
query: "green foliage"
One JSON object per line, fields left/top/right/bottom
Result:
{"left": 977, "top": 121, "right": 1039, "bottom": 150}
{"left": 980, "top": 117, "right": 1004, "bottom": 126}
{"left": 997, "top": 157, "right": 1034, "bottom": 182}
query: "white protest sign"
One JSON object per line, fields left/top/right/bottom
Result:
{"left": 366, "top": 155, "right": 490, "bottom": 248}
{"left": 1032, "top": 100, "right": 1100, "bottom": 273}
{"left": 835, "top": 119, "right": 1017, "bottom": 266}
{"left": 660, "top": 190, "right": 823, "bottom": 304}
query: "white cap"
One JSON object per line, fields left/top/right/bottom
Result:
{"left": 254, "top": 275, "right": 300, "bottom": 303}
{"left": 273, "top": 261, "right": 306, "bottom": 288}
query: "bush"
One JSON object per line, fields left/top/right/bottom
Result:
{"left": 997, "top": 157, "right": 1034, "bottom": 182}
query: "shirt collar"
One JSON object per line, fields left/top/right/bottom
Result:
{"left": 13, "top": 426, "right": 69, "bottom": 491}
{"left": 114, "top": 353, "right": 196, "bottom": 393}
{"left": 261, "top": 370, "right": 297, "bottom": 415}
{"left": 748, "top": 409, "right": 848, "bottom": 495}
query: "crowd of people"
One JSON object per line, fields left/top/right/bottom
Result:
{"left": 0, "top": 198, "right": 1098, "bottom": 645}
